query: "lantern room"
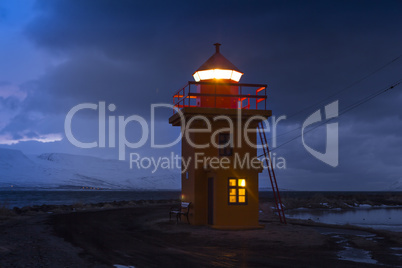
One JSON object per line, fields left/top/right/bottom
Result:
{"left": 192, "top": 43, "right": 244, "bottom": 109}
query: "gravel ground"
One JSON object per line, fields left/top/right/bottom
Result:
{"left": 0, "top": 203, "right": 400, "bottom": 267}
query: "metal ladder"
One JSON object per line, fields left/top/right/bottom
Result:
{"left": 258, "top": 122, "right": 287, "bottom": 224}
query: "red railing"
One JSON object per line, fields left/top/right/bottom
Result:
{"left": 172, "top": 81, "right": 267, "bottom": 114}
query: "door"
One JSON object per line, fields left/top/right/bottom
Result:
{"left": 207, "top": 177, "right": 214, "bottom": 225}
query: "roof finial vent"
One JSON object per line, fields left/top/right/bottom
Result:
{"left": 214, "top": 43, "right": 221, "bottom": 53}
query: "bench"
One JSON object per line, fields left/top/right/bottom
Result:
{"left": 169, "top": 202, "right": 191, "bottom": 224}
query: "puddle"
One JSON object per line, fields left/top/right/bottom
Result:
{"left": 314, "top": 227, "right": 379, "bottom": 264}
{"left": 337, "top": 246, "right": 377, "bottom": 264}
{"left": 355, "top": 234, "right": 377, "bottom": 241}
{"left": 286, "top": 207, "right": 402, "bottom": 232}
{"left": 114, "top": 265, "right": 136, "bottom": 268}
{"left": 313, "top": 226, "right": 402, "bottom": 265}
{"left": 313, "top": 226, "right": 373, "bottom": 236}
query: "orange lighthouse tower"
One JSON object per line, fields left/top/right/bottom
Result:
{"left": 169, "top": 44, "right": 285, "bottom": 228}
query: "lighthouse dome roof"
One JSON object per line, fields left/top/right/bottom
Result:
{"left": 193, "top": 43, "right": 243, "bottom": 82}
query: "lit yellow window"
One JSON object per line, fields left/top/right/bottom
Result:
{"left": 228, "top": 178, "right": 247, "bottom": 205}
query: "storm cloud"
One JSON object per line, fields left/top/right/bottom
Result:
{"left": 0, "top": 0, "right": 402, "bottom": 189}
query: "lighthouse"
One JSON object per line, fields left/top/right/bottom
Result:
{"left": 169, "top": 44, "right": 285, "bottom": 228}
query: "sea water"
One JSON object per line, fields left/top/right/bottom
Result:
{"left": 286, "top": 207, "right": 402, "bottom": 232}
{"left": 0, "top": 190, "right": 181, "bottom": 208}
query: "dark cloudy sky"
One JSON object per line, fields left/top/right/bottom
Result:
{"left": 1, "top": 0, "right": 402, "bottom": 190}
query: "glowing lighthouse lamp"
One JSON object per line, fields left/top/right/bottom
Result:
{"left": 193, "top": 44, "right": 243, "bottom": 82}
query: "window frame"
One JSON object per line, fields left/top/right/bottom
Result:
{"left": 218, "top": 133, "right": 233, "bottom": 156}
{"left": 228, "top": 177, "right": 248, "bottom": 205}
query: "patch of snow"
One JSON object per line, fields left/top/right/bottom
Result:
{"left": 388, "top": 178, "right": 402, "bottom": 191}
{"left": 0, "top": 148, "right": 181, "bottom": 190}
{"left": 355, "top": 234, "right": 376, "bottom": 237}
{"left": 391, "top": 247, "right": 402, "bottom": 258}
{"left": 358, "top": 204, "right": 372, "bottom": 208}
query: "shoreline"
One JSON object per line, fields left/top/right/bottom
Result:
{"left": 1, "top": 190, "right": 401, "bottom": 210}
{"left": 0, "top": 200, "right": 401, "bottom": 267}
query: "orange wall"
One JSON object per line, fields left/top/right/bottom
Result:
{"left": 171, "top": 107, "right": 270, "bottom": 227}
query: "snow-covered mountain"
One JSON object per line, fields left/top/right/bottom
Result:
{"left": 389, "top": 178, "right": 402, "bottom": 191}
{"left": 0, "top": 148, "right": 180, "bottom": 190}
